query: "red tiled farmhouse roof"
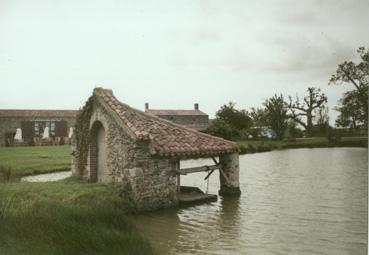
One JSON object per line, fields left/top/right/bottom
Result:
{"left": 93, "top": 88, "right": 239, "bottom": 158}
{"left": 181, "top": 123, "right": 209, "bottom": 131}
{"left": 0, "top": 109, "right": 78, "bottom": 118}
{"left": 146, "top": 109, "right": 208, "bottom": 116}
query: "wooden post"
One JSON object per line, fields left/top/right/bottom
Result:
{"left": 219, "top": 168, "right": 231, "bottom": 184}
{"left": 176, "top": 161, "right": 181, "bottom": 193}
{"left": 176, "top": 164, "right": 221, "bottom": 175}
{"left": 177, "top": 174, "right": 181, "bottom": 193}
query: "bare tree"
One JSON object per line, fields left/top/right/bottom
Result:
{"left": 288, "top": 87, "right": 327, "bottom": 135}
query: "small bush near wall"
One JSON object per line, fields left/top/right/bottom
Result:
{"left": 74, "top": 96, "right": 94, "bottom": 176}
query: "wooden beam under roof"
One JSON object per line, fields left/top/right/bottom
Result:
{"left": 176, "top": 164, "right": 221, "bottom": 175}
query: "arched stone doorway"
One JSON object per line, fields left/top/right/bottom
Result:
{"left": 90, "top": 121, "right": 107, "bottom": 182}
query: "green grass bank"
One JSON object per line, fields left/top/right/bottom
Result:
{"left": 0, "top": 145, "right": 71, "bottom": 179}
{"left": 0, "top": 177, "right": 153, "bottom": 255}
{"left": 236, "top": 137, "right": 368, "bottom": 154}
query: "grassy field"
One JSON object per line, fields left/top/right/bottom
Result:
{"left": 0, "top": 145, "right": 71, "bottom": 178}
{"left": 0, "top": 177, "right": 153, "bottom": 255}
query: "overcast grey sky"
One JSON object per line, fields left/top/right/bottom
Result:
{"left": 0, "top": 0, "right": 368, "bottom": 121}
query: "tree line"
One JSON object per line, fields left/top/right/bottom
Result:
{"left": 206, "top": 47, "right": 368, "bottom": 140}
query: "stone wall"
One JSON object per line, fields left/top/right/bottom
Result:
{"left": 0, "top": 116, "right": 76, "bottom": 147}
{"left": 76, "top": 101, "right": 178, "bottom": 211}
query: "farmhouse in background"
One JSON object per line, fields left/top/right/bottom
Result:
{"left": 144, "top": 103, "right": 209, "bottom": 131}
{"left": 0, "top": 109, "right": 77, "bottom": 146}
{"left": 73, "top": 88, "right": 241, "bottom": 211}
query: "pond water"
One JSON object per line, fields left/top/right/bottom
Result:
{"left": 21, "top": 171, "right": 72, "bottom": 182}
{"left": 134, "top": 148, "right": 368, "bottom": 255}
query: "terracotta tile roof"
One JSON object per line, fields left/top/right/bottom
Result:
{"left": 93, "top": 88, "right": 239, "bottom": 158}
{"left": 146, "top": 109, "right": 208, "bottom": 116}
{"left": 0, "top": 109, "right": 78, "bottom": 118}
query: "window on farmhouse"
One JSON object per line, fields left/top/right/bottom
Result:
{"left": 34, "top": 121, "right": 56, "bottom": 137}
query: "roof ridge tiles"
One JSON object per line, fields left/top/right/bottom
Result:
{"left": 146, "top": 109, "right": 208, "bottom": 116}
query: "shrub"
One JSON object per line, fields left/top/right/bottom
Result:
{"left": 257, "top": 143, "right": 272, "bottom": 153}
{"left": 75, "top": 96, "right": 95, "bottom": 175}
{"left": 327, "top": 128, "right": 342, "bottom": 143}
{"left": 239, "top": 145, "right": 248, "bottom": 154}
{"left": 247, "top": 144, "right": 257, "bottom": 153}
{"left": 205, "top": 119, "right": 239, "bottom": 140}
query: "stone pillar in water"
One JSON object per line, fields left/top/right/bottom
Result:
{"left": 219, "top": 153, "right": 241, "bottom": 196}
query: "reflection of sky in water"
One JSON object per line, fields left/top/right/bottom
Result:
{"left": 21, "top": 171, "right": 71, "bottom": 182}
{"left": 135, "top": 148, "right": 368, "bottom": 255}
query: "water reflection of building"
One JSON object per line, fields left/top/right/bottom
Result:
{"left": 0, "top": 109, "right": 77, "bottom": 146}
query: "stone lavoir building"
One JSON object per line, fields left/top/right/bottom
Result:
{"left": 73, "top": 88, "right": 241, "bottom": 211}
{"left": 0, "top": 109, "right": 77, "bottom": 146}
